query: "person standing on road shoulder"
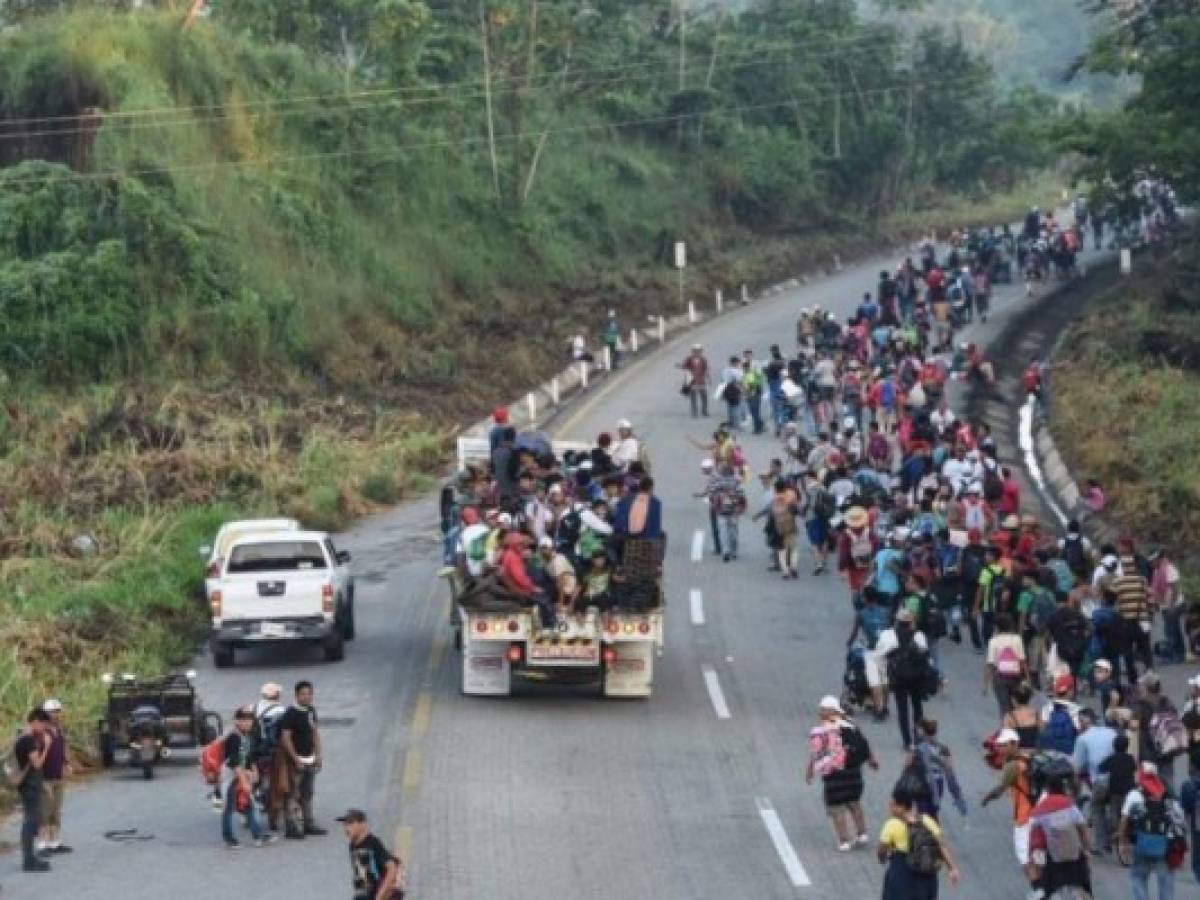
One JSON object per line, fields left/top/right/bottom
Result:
{"left": 281, "top": 681, "right": 326, "bottom": 839}
{"left": 680, "top": 344, "right": 710, "bottom": 418}
{"left": 38, "top": 698, "right": 72, "bottom": 856}
{"left": 14, "top": 708, "right": 52, "bottom": 872}
{"left": 339, "top": 809, "right": 406, "bottom": 900}
{"left": 222, "top": 706, "right": 275, "bottom": 849}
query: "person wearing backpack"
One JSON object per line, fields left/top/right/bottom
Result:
{"left": 1120, "top": 761, "right": 1187, "bottom": 900}
{"left": 878, "top": 609, "right": 932, "bottom": 750}
{"left": 912, "top": 718, "right": 967, "bottom": 821}
{"left": 1134, "top": 672, "right": 1186, "bottom": 793}
{"left": 1028, "top": 774, "right": 1092, "bottom": 898}
{"left": 980, "top": 730, "right": 1040, "bottom": 896}
{"left": 1038, "top": 673, "right": 1082, "bottom": 756}
{"left": 838, "top": 507, "right": 878, "bottom": 608}
{"left": 877, "top": 786, "right": 962, "bottom": 899}
{"left": 1017, "top": 568, "right": 1057, "bottom": 690}
{"left": 806, "top": 695, "right": 879, "bottom": 852}
{"left": 974, "top": 544, "right": 1009, "bottom": 648}
{"left": 983, "top": 613, "right": 1027, "bottom": 716}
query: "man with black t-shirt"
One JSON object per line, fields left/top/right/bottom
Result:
{"left": 14, "top": 708, "right": 52, "bottom": 872}
{"left": 281, "top": 680, "right": 325, "bottom": 839}
{"left": 339, "top": 809, "right": 404, "bottom": 899}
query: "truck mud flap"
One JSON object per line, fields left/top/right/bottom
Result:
{"left": 602, "top": 641, "right": 655, "bottom": 698}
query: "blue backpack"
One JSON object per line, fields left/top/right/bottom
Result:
{"left": 880, "top": 380, "right": 897, "bottom": 410}
{"left": 1039, "top": 703, "right": 1078, "bottom": 755}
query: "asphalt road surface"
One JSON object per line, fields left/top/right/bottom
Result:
{"left": 7, "top": 230, "right": 1187, "bottom": 900}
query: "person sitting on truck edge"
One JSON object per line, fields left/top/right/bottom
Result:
{"left": 614, "top": 476, "right": 662, "bottom": 542}
{"left": 498, "top": 531, "right": 555, "bottom": 629}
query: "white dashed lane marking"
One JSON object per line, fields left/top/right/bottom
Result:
{"left": 702, "top": 666, "right": 731, "bottom": 719}
{"left": 756, "top": 797, "right": 812, "bottom": 888}
{"left": 690, "top": 589, "right": 705, "bottom": 625}
{"left": 691, "top": 529, "right": 705, "bottom": 562}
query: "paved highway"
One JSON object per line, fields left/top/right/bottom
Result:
{"left": 5, "top": 231, "right": 1162, "bottom": 900}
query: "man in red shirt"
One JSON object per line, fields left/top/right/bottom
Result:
{"left": 498, "top": 533, "right": 555, "bottom": 628}
{"left": 997, "top": 466, "right": 1021, "bottom": 517}
{"left": 837, "top": 506, "right": 877, "bottom": 607}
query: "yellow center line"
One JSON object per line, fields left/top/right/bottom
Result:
{"left": 394, "top": 824, "right": 413, "bottom": 866}
{"left": 401, "top": 747, "right": 423, "bottom": 796}
{"left": 411, "top": 691, "right": 433, "bottom": 738}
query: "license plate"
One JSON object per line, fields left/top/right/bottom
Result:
{"left": 612, "top": 659, "right": 645, "bottom": 671}
{"left": 528, "top": 645, "right": 599, "bottom": 662}
{"left": 259, "top": 622, "right": 290, "bottom": 638}
{"left": 258, "top": 581, "right": 286, "bottom": 597}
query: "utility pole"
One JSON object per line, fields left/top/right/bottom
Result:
{"left": 479, "top": 0, "right": 501, "bottom": 200}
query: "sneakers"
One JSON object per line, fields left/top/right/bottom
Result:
{"left": 836, "top": 841, "right": 853, "bottom": 852}
{"left": 285, "top": 828, "right": 306, "bottom": 840}
{"left": 47, "top": 844, "right": 73, "bottom": 854}
{"left": 303, "top": 825, "right": 328, "bottom": 837}
{"left": 23, "top": 858, "right": 51, "bottom": 872}
{"left": 855, "top": 833, "right": 869, "bottom": 846}
{"left": 224, "top": 840, "right": 241, "bottom": 850}
{"left": 254, "top": 835, "right": 279, "bottom": 848}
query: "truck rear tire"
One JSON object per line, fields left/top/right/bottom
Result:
{"left": 212, "top": 643, "right": 235, "bottom": 668}
{"left": 341, "top": 601, "right": 356, "bottom": 641}
{"left": 323, "top": 633, "right": 345, "bottom": 662}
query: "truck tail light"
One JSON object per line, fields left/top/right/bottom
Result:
{"left": 507, "top": 644, "right": 523, "bottom": 664}
{"left": 507, "top": 619, "right": 520, "bottom": 633}
{"left": 602, "top": 647, "right": 617, "bottom": 665}
{"left": 322, "top": 582, "right": 334, "bottom": 615}
{"left": 638, "top": 621, "right": 651, "bottom": 635}
{"left": 210, "top": 590, "right": 222, "bottom": 620}
{"left": 476, "top": 620, "right": 489, "bottom": 633}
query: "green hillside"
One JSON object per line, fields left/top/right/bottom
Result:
{"left": 0, "top": 1, "right": 1058, "bottom": 740}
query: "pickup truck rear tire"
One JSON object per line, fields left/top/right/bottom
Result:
{"left": 323, "top": 632, "right": 345, "bottom": 662}
{"left": 212, "top": 643, "right": 235, "bottom": 668}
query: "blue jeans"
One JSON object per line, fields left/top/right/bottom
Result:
{"left": 222, "top": 776, "right": 266, "bottom": 844}
{"left": 1162, "top": 605, "right": 1186, "bottom": 661}
{"left": 717, "top": 516, "right": 739, "bottom": 558}
{"left": 1131, "top": 857, "right": 1174, "bottom": 900}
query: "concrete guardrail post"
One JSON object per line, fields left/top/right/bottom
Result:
{"left": 580, "top": 361, "right": 589, "bottom": 388}
{"left": 658, "top": 316, "right": 666, "bottom": 343}
{"left": 715, "top": 289, "right": 723, "bottom": 314}
{"left": 551, "top": 376, "right": 560, "bottom": 405}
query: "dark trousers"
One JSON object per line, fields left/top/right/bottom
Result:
{"left": 1162, "top": 606, "right": 1186, "bottom": 661}
{"left": 709, "top": 508, "right": 722, "bottom": 556}
{"left": 893, "top": 687, "right": 924, "bottom": 751}
{"left": 747, "top": 392, "right": 764, "bottom": 434}
{"left": 287, "top": 767, "right": 316, "bottom": 832}
{"left": 20, "top": 776, "right": 42, "bottom": 864}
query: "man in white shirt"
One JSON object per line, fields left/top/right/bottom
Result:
{"left": 610, "top": 420, "right": 641, "bottom": 471}
{"left": 930, "top": 397, "right": 957, "bottom": 434}
{"left": 456, "top": 512, "right": 492, "bottom": 578}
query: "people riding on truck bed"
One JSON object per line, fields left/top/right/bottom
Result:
{"left": 442, "top": 418, "right": 661, "bottom": 629}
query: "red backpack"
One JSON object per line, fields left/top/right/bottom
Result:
{"left": 982, "top": 730, "right": 1007, "bottom": 770}
{"left": 200, "top": 736, "right": 224, "bottom": 786}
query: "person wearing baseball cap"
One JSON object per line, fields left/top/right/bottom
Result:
{"left": 805, "top": 695, "right": 878, "bottom": 852}
{"left": 981, "top": 727, "right": 1040, "bottom": 890}
{"left": 339, "top": 809, "right": 406, "bottom": 899}
{"left": 38, "top": 699, "right": 71, "bottom": 856}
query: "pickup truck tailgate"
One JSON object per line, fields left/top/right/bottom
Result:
{"left": 221, "top": 570, "right": 328, "bottom": 621}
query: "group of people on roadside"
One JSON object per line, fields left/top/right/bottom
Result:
{"left": 9, "top": 699, "right": 72, "bottom": 877}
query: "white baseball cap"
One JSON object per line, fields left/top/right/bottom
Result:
{"left": 818, "top": 695, "right": 844, "bottom": 715}
{"left": 617, "top": 419, "right": 633, "bottom": 430}
{"left": 995, "top": 728, "right": 1019, "bottom": 745}
{"left": 701, "top": 459, "right": 714, "bottom": 470}
{"left": 42, "top": 698, "right": 63, "bottom": 712}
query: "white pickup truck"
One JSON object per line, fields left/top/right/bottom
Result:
{"left": 207, "top": 530, "right": 355, "bottom": 667}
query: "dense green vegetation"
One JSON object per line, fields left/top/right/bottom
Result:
{"left": 0, "top": 1, "right": 1061, "bottom": 746}
{"left": 1048, "top": 1, "right": 1200, "bottom": 572}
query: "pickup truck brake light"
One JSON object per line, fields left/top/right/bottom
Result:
{"left": 210, "top": 589, "right": 222, "bottom": 621}
{"left": 602, "top": 647, "right": 617, "bottom": 665}
{"left": 321, "top": 582, "right": 334, "bottom": 616}
{"left": 507, "top": 644, "right": 523, "bottom": 664}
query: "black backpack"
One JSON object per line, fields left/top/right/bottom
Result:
{"left": 906, "top": 819, "right": 943, "bottom": 876}
{"left": 812, "top": 488, "right": 836, "bottom": 521}
{"left": 1062, "top": 535, "right": 1088, "bottom": 577}
{"left": 1053, "top": 609, "right": 1091, "bottom": 662}
{"left": 887, "top": 629, "right": 929, "bottom": 691}
{"left": 724, "top": 381, "right": 743, "bottom": 405}
{"left": 982, "top": 467, "right": 1004, "bottom": 503}
{"left": 556, "top": 509, "right": 583, "bottom": 554}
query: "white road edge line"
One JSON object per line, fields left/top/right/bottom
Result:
{"left": 691, "top": 529, "right": 705, "bottom": 562}
{"left": 702, "top": 666, "right": 731, "bottom": 719}
{"left": 1018, "top": 396, "right": 1069, "bottom": 527}
{"left": 756, "top": 797, "right": 812, "bottom": 888}
{"left": 689, "top": 589, "right": 705, "bottom": 626}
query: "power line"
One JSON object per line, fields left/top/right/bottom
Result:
{"left": 0, "top": 29, "right": 903, "bottom": 129}
{"left": 0, "top": 41, "right": 910, "bottom": 143}
{"left": 0, "top": 77, "right": 991, "bottom": 188}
